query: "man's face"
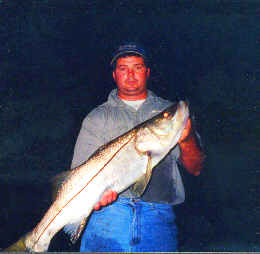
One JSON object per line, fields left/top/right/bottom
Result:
{"left": 112, "top": 56, "right": 150, "bottom": 100}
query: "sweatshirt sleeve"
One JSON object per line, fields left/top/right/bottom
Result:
{"left": 70, "top": 109, "right": 106, "bottom": 169}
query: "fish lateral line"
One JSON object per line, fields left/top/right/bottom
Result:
{"left": 33, "top": 133, "right": 136, "bottom": 248}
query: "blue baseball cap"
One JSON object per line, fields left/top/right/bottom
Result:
{"left": 110, "top": 42, "right": 147, "bottom": 66}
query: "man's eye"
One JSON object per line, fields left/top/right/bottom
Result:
{"left": 135, "top": 66, "right": 144, "bottom": 72}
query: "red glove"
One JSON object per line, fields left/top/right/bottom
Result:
{"left": 94, "top": 189, "right": 118, "bottom": 210}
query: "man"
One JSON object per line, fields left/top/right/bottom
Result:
{"left": 70, "top": 42, "right": 205, "bottom": 252}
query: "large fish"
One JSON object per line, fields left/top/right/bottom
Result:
{"left": 5, "top": 100, "right": 189, "bottom": 252}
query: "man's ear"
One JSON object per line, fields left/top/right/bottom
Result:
{"left": 146, "top": 68, "right": 151, "bottom": 78}
{"left": 112, "top": 71, "right": 116, "bottom": 81}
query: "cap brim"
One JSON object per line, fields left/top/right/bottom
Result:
{"left": 110, "top": 51, "right": 145, "bottom": 66}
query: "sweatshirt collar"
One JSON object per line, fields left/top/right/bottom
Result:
{"left": 107, "top": 89, "right": 157, "bottom": 109}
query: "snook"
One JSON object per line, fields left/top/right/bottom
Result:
{"left": 5, "top": 100, "right": 189, "bottom": 252}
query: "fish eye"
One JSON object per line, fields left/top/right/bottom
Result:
{"left": 163, "top": 112, "right": 169, "bottom": 118}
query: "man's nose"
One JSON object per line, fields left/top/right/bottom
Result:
{"left": 127, "top": 69, "right": 135, "bottom": 76}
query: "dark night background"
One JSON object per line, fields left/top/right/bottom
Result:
{"left": 0, "top": 0, "right": 259, "bottom": 251}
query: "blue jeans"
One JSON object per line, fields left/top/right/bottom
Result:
{"left": 80, "top": 197, "right": 178, "bottom": 252}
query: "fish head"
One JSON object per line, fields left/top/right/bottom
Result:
{"left": 136, "top": 101, "right": 189, "bottom": 155}
{"left": 150, "top": 101, "right": 189, "bottom": 139}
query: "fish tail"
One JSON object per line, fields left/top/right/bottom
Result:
{"left": 3, "top": 235, "right": 28, "bottom": 252}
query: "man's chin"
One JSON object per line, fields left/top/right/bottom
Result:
{"left": 126, "top": 87, "right": 139, "bottom": 92}
{"left": 118, "top": 89, "right": 147, "bottom": 100}
{"left": 122, "top": 86, "right": 138, "bottom": 92}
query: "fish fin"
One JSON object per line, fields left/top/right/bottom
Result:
{"left": 3, "top": 234, "right": 28, "bottom": 251}
{"left": 51, "top": 170, "right": 71, "bottom": 201}
{"left": 131, "top": 152, "right": 152, "bottom": 196}
{"left": 64, "top": 218, "right": 88, "bottom": 244}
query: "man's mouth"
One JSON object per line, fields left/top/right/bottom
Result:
{"left": 126, "top": 80, "right": 138, "bottom": 85}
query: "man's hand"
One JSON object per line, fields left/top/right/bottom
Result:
{"left": 93, "top": 189, "right": 118, "bottom": 210}
{"left": 178, "top": 118, "right": 192, "bottom": 143}
{"left": 178, "top": 118, "right": 205, "bottom": 175}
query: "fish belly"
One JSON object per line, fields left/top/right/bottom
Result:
{"left": 25, "top": 138, "right": 148, "bottom": 252}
